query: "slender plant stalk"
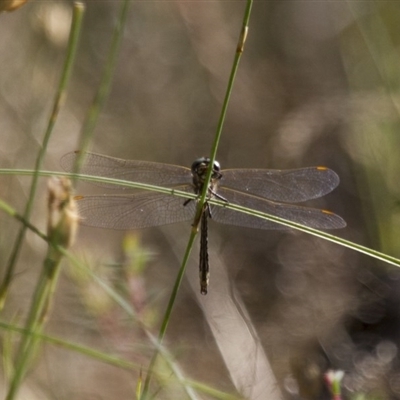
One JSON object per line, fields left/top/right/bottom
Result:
{"left": 2, "top": 1, "right": 132, "bottom": 391}
{"left": 6, "top": 177, "right": 79, "bottom": 399}
{"left": 5, "top": 263, "right": 60, "bottom": 399}
{"left": 72, "top": 0, "right": 132, "bottom": 177}
{"left": 141, "top": 1, "right": 253, "bottom": 398}
{"left": 2, "top": 169, "right": 400, "bottom": 269}
{"left": 0, "top": 321, "right": 138, "bottom": 370}
{"left": 0, "top": 170, "right": 197, "bottom": 199}
{"left": 198, "top": 2, "right": 252, "bottom": 212}
{"left": 0, "top": 2, "right": 85, "bottom": 310}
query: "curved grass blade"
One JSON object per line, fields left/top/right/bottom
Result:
{"left": 0, "top": 169, "right": 398, "bottom": 267}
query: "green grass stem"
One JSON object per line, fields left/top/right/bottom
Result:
{"left": 0, "top": 2, "right": 85, "bottom": 310}
{"left": 72, "top": 0, "right": 132, "bottom": 176}
{"left": 141, "top": 2, "right": 253, "bottom": 397}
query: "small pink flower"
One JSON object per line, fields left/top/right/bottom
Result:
{"left": 324, "top": 370, "right": 344, "bottom": 400}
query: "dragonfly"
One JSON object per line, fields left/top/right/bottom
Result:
{"left": 61, "top": 151, "right": 346, "bottom": 295}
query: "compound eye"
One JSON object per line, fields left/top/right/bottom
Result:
{"left": 213, "top": 160, "right": 221, "bottom": 172}
{"left": 191, "top": 157, "right": 209, "bottom": 172}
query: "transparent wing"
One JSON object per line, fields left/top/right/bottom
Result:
{"left": 220, "top": 167, "right": 339, "bottom": 203}
{"left": 61, "top": 152, "right": 192, "bottom": 189}
{"left": 211, "top": 187, "right": 346, "bottom": 230}
{"left": 75, "top": 185, "right": 196, "bottom": 230}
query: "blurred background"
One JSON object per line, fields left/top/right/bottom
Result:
{"left": 1, "top": 1, "right": 400, "bottom": 399}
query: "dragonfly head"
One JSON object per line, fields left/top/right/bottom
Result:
{"left": 191, "top": 158, "right": 221, "bottom": 183}
{"left": 191, "top": 158, "right": 222, "bottom": 194}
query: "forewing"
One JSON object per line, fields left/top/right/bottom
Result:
{"left": 221, "top": 167, "right": 339, "bottom": 203}
{"left": 211, "top": 187, "right": 346, "bottom": 230}
{"left": 75, "top": 185, "right": 196, "bottom": 230}
{"left": 61, "top": 152, "right": 192, "bottom": 189}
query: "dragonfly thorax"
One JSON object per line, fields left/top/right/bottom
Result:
{"left": 191, "top": 158, "right": 222, "bottom": 194}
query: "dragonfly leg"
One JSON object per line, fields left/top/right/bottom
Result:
{"left": 183, "top": 198, "right": 192, "bottom": 206}
{"left": 209, "top": 188, "right": 227, "bottom": 202}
